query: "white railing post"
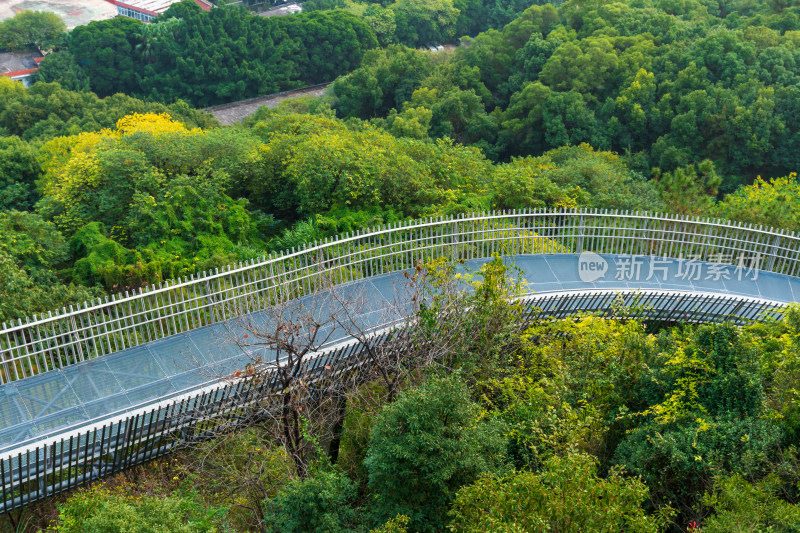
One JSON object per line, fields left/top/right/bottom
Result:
{"left": 2, "top": 210, "right": 800, "bottom": 385}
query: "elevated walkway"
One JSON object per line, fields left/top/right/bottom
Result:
{"left": 2, "top": 211, "right": 799, "bottom": 512}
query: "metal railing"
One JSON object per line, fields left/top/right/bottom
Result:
{"left": 3, "top": 209, "right": 800, "bottom": 385}
{"left": 0, "top": 287, "right": 789, "bottom": 514}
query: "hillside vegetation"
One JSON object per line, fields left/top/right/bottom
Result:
{"left": 15, "top": 263, "right": 800, "bottom": 533}
{"left": 1, "top": 0, "right": 799, "bottom": 531}
{"left": 330, "top": 0, "right": 800, "bottom": 188}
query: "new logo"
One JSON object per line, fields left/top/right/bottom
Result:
{"left": 578, "top": 252, "right": 608, "bottom": 282}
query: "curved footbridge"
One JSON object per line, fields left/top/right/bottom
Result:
{"left": 2, "top": 210, "right": 800, "bottom": 512}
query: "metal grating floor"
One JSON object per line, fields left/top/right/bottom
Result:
{"left": 1, "top": 254, "right": 796, "bottom": 454}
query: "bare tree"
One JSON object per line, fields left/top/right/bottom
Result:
{"left": 326, "top": 261, "right": 476, "bottom": 402}
{"left": 208, "top": 259, "right": 481, "bottom": 476}
{"left": 168, "top": 256, "right": 526, "bottom": 530}
{"left": 218, "top": 285, "right": 353, "bottom": 478}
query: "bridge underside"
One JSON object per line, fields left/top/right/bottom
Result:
{"left": 0, "top": 253, "right": 794, "bottom": 513}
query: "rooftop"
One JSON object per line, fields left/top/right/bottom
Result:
{"left": 109, "top": 0, "right": 211, "bottom": 16}
{"left": 0, "top": 47, "right": 42, "bottom": 76}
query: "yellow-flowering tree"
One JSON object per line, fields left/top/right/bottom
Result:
{"left": 36, "top": 113, "right": 265, "bottom": 289}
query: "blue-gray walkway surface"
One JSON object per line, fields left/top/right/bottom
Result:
{"left": 0, "top": 254, "right": 795, "bottom": 454}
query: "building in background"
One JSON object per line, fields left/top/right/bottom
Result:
{"left": 105, "top": 0, "right": 212, "bottom": 22}
{"left": 0, "top": 47, "right": 43, "bottom": 86}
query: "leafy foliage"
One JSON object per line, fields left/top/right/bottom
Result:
{"left": 449, "top": 453, "right": 673, "bottom": 533}
{"left": 0, "top": 10, "right": 65, "bottom": 50}
{"left": 331, "top": 0, "right": 800, "bottom": 184}
{"left": 63, "top": 5, "right": 377, "bottom": 106}
{"left": 35, "top": 112, "right": 264, "bottom": 289}
{"left": 47, "top": 485, "right": 232, "bottom": 533}
{"left": 714, "top": 173, "right": 800, "bottom": 231}
{"left": 0, "top": 78, "right": 216, "bottom": 142}
{"left": 700, "top": 474, "right": 800, "bottom": 532}
{"left": 33, "top": 51, "right": 91, "bottom": 92}
{"left": 248, "top": 114, "right": 491, "bottom": 221}
{"left": 263, "top": 469, "right": 361, "bottom": 533}
{"left": 613, "top": 323, "right": 785, "bottom": 515}
{"left": 365, "top": 375, "right": 509, "bottom": 532}
{"left": 0, "top": 135, "right": 39, "bottom": 211}
{"left": 0, "top": 211, "right": 100, "bottom": 324}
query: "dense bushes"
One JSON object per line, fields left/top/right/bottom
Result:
{"left": 0, "top": 211, "right": 99, "bottom": 323}
{"left": 450, "top": 454, "right": 673, "bottom": 532}
{"left": 48, "top": 485, "right": 232, "bottom": 533}
{"left": 365, "top": 375, "right": 509, "bottom": 531}
{"left": 263, "top": 469, "right": 360, "bottom": 532}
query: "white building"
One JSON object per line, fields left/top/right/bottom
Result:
{"left": 106, "top": 0, "right": 213, "bottom": 22}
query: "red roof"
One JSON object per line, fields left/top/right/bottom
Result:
{"left": 3, "top": 67, "right": 37, "bottom": 78}
{"left": 2, "top": 56, "right": 43, "bottom": 79}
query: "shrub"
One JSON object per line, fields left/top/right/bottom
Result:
{"left": 700, "top": 474, "right": 800, "bottom": 533}
{"left": 47, "top": 485, "right": 231, "bottom": 533}
{"left": 365, "top": 375, "right": 509, "bottom": 532}
{"left": 263, "top": 469, "right": 361, "bottom": 533}
{"left": 450, "top": 453, "right": 673, "bottom": 533}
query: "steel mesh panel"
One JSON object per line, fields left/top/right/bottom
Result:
{"left": 146, "top": 335, "right": 205, "bottom": 375}
{"left": 103, "top": 347, "right": 167, "bottom": 390}
{"left": 15, "top": 372, "right": 81, "bottom": 419}
{"left": 62, "top": 359, "right": 125, "bottom": 404}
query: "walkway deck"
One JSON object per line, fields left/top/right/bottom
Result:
{"left": 3, "top": 210, "right": 800, "bottom": 513}
{"left": 1, "top": 254, "right": 794, "bottom": 456}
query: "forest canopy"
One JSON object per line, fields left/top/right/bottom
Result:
{"left": 2, "top": 0, "right": 800, "bottom": 531}
{"left": 38, "top": 3, "right": 378, "bottom": 107}
{"left": 330, "top": 0, "right": 800, "bottom": 187}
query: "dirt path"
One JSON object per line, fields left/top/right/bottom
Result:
{"left": 208, "top": 84, "right": 329, "bottom": 125}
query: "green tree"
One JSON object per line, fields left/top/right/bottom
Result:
{"left": 0, "top": 79, "right": 216, "bottom": 142}
{"left": 613, "top": 324, "right": 783, "bottom": 518}
{"left": 540, "top": 37, "right": 619, "bottom": 93}
{"left": 333, "top": 45, "right": 434, "bottom": 119}
{"left": 389, "top": 105, "right": 433, "bottom": 139}
{"left": 263, "top": 469, "right": 361, "bottom": 533}
{"left": 365, "top": 375, "right": 509, "bottom": 532}
{"left": 653, "top": 159, "right": 721, "bottom": 215}
{"left": 0, "top": 10, "right": 65, "bottom": 50}
{"left": 249, "top": 119, "right": 490, "bottom": 220}
{"left": 0, "top": 211, "right": 100, "bottom": 325}
{"left": 390, "top": 0, "right": 461, "bottom": 47}
{"left": 364, "top": 4, "right": 398, "bottom": 46}
{"left": 450, "top": 454, "right": 673, "bottom": 533}
{"left": 69, "top": 17, "right": 143, "bottom": 97}
{"left": 272, "top": 10, "right": 378, "bottom": 85}
{"left": 537, "top": 144, "right": 663, "bottom": 211}
{"left": 700, "top": 474, "right": 800, "bottom": 532}
{"left": 490, "top": 156, "right": 586, "bottom": 210}
{"left": 427, "top": 88, "right": 498, "bottom": 150}
{"left": 32, "top": 51, "right": 91, "bottom": 92}
{"left": 714, "top": 173, "right": 800, "bottom": 230}
{"left": 0, "top": 135, "right": 40, "bottom": 211}
{"left": 36, "top": 113, "right": 263, "bottom": 289}
{"left": 136, "top": 4, "right": 376, "bottom": 106}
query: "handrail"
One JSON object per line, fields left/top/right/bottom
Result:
{"left": 0, "top": 287, "right": 790, "bottom": 514}
{"left": 2, "top": 209, "right": 800, "bottom": 384}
